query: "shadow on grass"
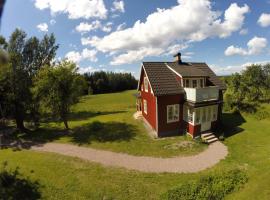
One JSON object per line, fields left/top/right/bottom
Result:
{"left": 0, "top": 162, "right": 41, "bottom": 200}
{"left": 71, "top": 121, "right": 137, "bottom": 145}
{"left": 1, "top": 121, "right": 137, "bottom": 149}
{"left": 67, "top": 110, "right": 127, "bottom": 121}
{"left": 40, "top": 110, "right": 127, "bottom": 123}
{"left": 220, "top": 112, "right": 246, "bottom": 138}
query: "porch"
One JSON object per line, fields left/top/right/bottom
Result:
{"left": 183, "top": 104, "right": 219, "bottom": 136}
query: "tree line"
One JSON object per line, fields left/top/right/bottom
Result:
{"left": 224, "top": 64, "right": 270, "bottom": 112}
{"left": 83, "top": 71, "right": 137, "bottom": 95}
{"left": 0, "top": 29, "right": 137, "bottom": 132}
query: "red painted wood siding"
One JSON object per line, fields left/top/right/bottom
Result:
{"left": 141, "top": 71, "right": 156, "bottom": 130}
{"left": 157, "top": 94, "right": 185, "bottom": 136}
{"left": 187, "top": 123, "right": 201, "bottom": 137}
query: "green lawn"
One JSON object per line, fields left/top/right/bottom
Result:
{"left": 23, "top": 90, "right": 206, "bottom": 157}
{"left": 1, "top": 92, "right": 270, "bottom": 199}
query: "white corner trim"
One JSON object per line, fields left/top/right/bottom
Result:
{"left": 165, "top": 62, "right": 183, "bottom": 78}
{"left": 142, "top": 64, "right": 154, "bottom": 94}
{"left": 137, "top": 64, "right": 144, "bottom": 91}
{"left": 155, "top": 96, "right": 158, "bottom": 133}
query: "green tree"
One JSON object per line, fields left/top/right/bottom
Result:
{"left": 32, "top": 60, "right": 87, "bottom": 129}
{"left": 224, "top": 64, "right": 270, "bottom": 112}
{"left": 0, "top": 29, "right": 58, "bottom": 131}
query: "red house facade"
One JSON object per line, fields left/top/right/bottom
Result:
{"left": 137, "top": 53, "right": 226, "bottom": 138}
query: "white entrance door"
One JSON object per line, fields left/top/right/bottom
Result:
{"left": 201, "top": 107, "right": 211, "bottom": 131}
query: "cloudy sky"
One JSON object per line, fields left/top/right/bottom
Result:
{"left": 1, "top": 0, "right": 270, "bottom": 77}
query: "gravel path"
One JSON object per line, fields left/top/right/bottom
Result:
{"left": 31, "top": 142, "right": 228, "bottom": 173}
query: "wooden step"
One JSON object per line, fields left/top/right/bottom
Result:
{"left": 201, "top": 132, "right": 212, "bottom": 137}
{"left": 201, "top": 132, "right": 218, "bottom": 144}
{"left": 204, "top": 135, "right": 216, "bottom": 140}
{"left": 207, "top": 137, "right": 218, "bottom": 143}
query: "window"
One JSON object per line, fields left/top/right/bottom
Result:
{"left": 143, "top": 100, "right": 147, "bottom": 114}
{"left": 144, "top": 77, "right": 148, "bottom": 92}
{"left": 188, "top": 108, "right": 194, "bottom": 123}
{"left": 200, "top": 79, "right": 203, "bottom": 88}
{"left": 202, "top": 108, "right": 206, "bottom": 123}
{"left": 186, "top": 79, "right": 190, "bottom": 88}
{"left": 212, "top": 106, "right": 217, "bottom": 120}
{"left": 167, "top": 104, "right": 179, "bottom": 123}
{"left": 207, "top": 107, "right": 211, "bottom": 121}
{"left": 192, "top": 80, "right": 197, "bottom": 88}
{"left": 195, "top": 109, "right": 200, "bottom": 124}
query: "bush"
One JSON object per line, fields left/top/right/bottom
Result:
{"left": 254, "top": 110, "right": 270, "bottom": 120}
{"left": 161, "top": 169, "right": 248, "bottom": 200}
{"left": 0, "top": 162, "right": 41, "bottom": 200}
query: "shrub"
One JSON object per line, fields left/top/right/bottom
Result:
{"left": 254, "top": 110, "right": 270, "bottom": 120}
{"left": 0, "top": 162, "right": 41, "bottom": 200}
{"left": 161, "top": 169, "right": 248, "bottom": 200}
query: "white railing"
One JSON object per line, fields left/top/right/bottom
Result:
{"left": 184, "top": 86, "right": 219, "bottom": 102}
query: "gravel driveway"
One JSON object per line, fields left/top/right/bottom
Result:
{"left": 31, "top": 141, "right": 228, "bottom": 173}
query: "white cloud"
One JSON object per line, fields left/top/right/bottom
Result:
{"left": 116, "top": 23, "right": 126, "bottom": 31}
{"left": 65, "top": 49, "right": 98, "bottom": 63}
{"left": 111, "top": 0, "right": 125, "bottom": 13}
{"left": 82, "top": 0, "right": 249, "bottom": 65}
{"left": 75, "top": 21, "right": 101, "bottom": 33}
{"left": 50, "top": 19, "right": 56, "bottom": 25}
{"left": 37, "top": 23, "right": 48, "bottom": 32}
{"left": 81, "top": 49, "right": 98, "bottom": 62}
{"left": 65, "top": 51, "right": 82, "bottom": 63}
{"left": 258, "top": 13, "right": 270, "bottom": 27}
{"left": 239, "top": 28, "right": 248, "bottom": 35}
{"left": 225, "top": 36, "right": 268, "bottom": 56}
{"left": 110, "top": 47, "right": 164, "bottom": 65}
{"left": 101, "top": 22, "right": 113, "bottom": 32}
{"left": 78, "top": 66, "right": 105, "bottom": 74}
{"left": 165, "top": 44, "right": 189, "bottom": 55}
{"left": 75, "top": 21, "right": 112, "bottom": 33}
{"left": 211, "top": 60, "right": 270, "bottom": 75}
{"left": 34, "top": 0, "right": 107, "bottom": 19}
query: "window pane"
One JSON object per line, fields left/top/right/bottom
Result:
{"left": 186, "top": 79, "right": 189, "bottom": 87}
{"left": 168, "top": 106, "right": 173, "bottom": 120}
{"left": 144, "top": 100, "right": 147, "bottom": 114}
{"left": 207, "top": 107, "right": 211, "bottom": 121}
{"left": 188, "top": 108, "right": 193, "bottom": 123}
{"left": 200, "top": 79, "right": 203, "bottom": 87}
{"left": 192, "top": 80, "right": 197, "bottom": 88}
{"left": 202, "top": 108, "right": 206, "bottom": 123}
{"left": 144, "top": 77, "right": 148, "bottom": 92}
{"left": 174, "top": 105, "right": 179, "bottom": 120}
{"left": 196, "top": 109, "right": 200, "bottom": 124}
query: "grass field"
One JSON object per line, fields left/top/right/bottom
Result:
{"left": 23, "top": 90, "right": 206, "bottom": 157}
{"left": 1, "top": 91, "right": 270, "bottom": 199}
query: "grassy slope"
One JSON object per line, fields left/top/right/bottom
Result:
{"left": 1, "top": 92, "right": 270, "bottom": 199}
{"left": 26, "top": 90, "right": 206, "bottom": 157}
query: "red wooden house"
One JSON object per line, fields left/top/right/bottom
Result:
{"left": 136, "top": 53, "right": 226, "bottom": 138}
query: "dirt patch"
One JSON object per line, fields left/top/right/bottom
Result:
{"left": 163, "top": 141, "right": 194, "bottom": 150}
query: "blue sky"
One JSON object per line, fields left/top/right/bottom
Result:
{"left": 1, "top": 0, "right": 270, "bottom": 77}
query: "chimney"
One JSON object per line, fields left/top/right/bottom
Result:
{"left": 174, "top": 52, "right": 182, "bottom": 64}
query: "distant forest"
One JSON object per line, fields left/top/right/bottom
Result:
{"left": 83, "top": 71, "right": 138, "bottom": 94}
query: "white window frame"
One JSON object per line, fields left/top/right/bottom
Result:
{"left": 143, "top": 99, "right": 147, "bottom": 114}
{"left": 144, "top": 77, "right": 148, "bottom": 92}
{"left": 188, "top": 108, "right": 194, "bottom": 124}
{"left": 183, "top": 78, "right": 206, "bottom": 88}
{"left": 167, "top": 104, "right": 179, "bottom": 123}
{"left": 195, "top": 108, "right": 200, "bottom": 124}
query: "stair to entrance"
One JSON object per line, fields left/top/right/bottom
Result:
{"left": 201, "top": 132, "right": 218, "bottom": 144}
